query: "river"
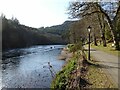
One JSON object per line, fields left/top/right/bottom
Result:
{"left": 1, "top": 45, "right": 65, "bottom": 89}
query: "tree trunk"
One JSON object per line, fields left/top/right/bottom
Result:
{"left": 108, "top": 18, "right": 119, "bottom": 50}
{"left": 97, "top": 14, "right": 107, "bottom": 47}
{"left": 93, "top": 33, "right": 98, "bottom": 46}
{"left": 73, "top": 32, "right": 77, "bottom": 44}
{"left": 101, "top": 34, "right": 107, "bottom": 47}
{"left": 102, "top": 18, "right": 107, "bottom": 47}
{"left": 115, "top": 39, "right": 119, "bottom": 50}
{"left": 98, "top": 3, "right": 120, "bottom": 50}
{"left": 101, "top": 35, "right": 107, "bottom": 47}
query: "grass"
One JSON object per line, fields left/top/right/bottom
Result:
{"left": 83, "top": 51, "right": 117, "bottom": 88}
{"left": 86, "top": 64, "right": 117, "bottom": 88}
{"left": 90, "top": 43, "right": 120, "bottom": 57}
{"left": 51, "top": 44, "right": 117, "bottom": 89}
{"left": 51, "top": 54, "right": 78, "bottom": 89}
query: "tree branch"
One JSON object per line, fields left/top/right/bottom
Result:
{"left": 113, "top": 2, "right": 120, "bottom": 22}
{"left": 82, "top": 11, "right": 101, "bottom": 17}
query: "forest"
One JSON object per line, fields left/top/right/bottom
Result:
{"left": 67, "top": 2, "right": 120, "bottom": 50}
{"left": 1, "top": 15, "right": 75, "bottom": 50}
{"left": 51, "top": 1, "right": 120, "bottom": 89}
{"left": 1, "top": 2, "right": 120, "bottom": 51}
{"left": 1, "top": 1, "right": 120, "bottom": 89}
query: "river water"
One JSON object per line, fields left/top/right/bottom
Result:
{"left": 1, "top": 45, "right": 65, "bottom": 89}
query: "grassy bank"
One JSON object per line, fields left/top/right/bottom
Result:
{"left": 51, "top": 44, "right": 117, "bottom": 89}
{"left": 91, "top": 43, "right": 120, "bottom": 56}
{"left": 51, "top": 54, "right": 79, "bottom": 89}
{"left": 82, "top": 51, "right": 117, "bottom": 88}
{"left": 86, "top": 64, "right": 116, "bottom": 88}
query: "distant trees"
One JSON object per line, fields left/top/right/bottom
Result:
{"left": 69, "top": 19, "right": 87, "bottom": 44}
{"left": 68, "top": 1, "right": 120, "bottom": 50}
{"left": 1, "top": 15, "right": 68, "bottom": 50}
{"left": 11, "top": 17, "right": 19, "bottom": 25}
{"left": 38, "top": 21, "right": 75, "bottom": 43}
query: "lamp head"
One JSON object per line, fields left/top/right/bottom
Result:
{"left": 88, "top": 26, "right": 91, "bottom": 32}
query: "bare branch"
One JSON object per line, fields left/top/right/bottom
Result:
{"left": 113, "top": 2, "right": 120, "bottom": 22}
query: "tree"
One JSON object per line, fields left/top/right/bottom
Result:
{"left": 69, "top": 22, "right": 77, "bottom": 43}
{"left": 68, "top": 1, "right": 120, "bottom": 50}
{"left": 11, "top": 16, "right": 19, "bottom": 24}
{"left": 69, "top": 19, "right": 88, "bottom": 44}
{"left": 97, "top": 13, "right": 107, "bottom": 46}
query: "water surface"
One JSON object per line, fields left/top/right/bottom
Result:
{"left": 1, "top": 45, "right": 65, "bottom": 88}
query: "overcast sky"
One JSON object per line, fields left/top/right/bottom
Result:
{"left": 0, "top": 0, "right": 74, "bottom": 28}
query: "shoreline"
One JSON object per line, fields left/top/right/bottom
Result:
{"left": 58, "top": 47, "right": 73, "bottom": 62}
{"left": 51, "top": 46, "right": 117, "bottom": 89}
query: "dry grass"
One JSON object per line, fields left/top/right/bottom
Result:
{"left": 51, "top": 48, "right": 117, "bottom": 89}
{"left": 82, "top": 50, "right": 117, "bottom": 88}
{"left": 86, "top": 64, "right": 117, "bottom": 88}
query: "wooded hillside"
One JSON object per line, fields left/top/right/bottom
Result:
{"left": 1, "top": 15, "right": 75, "bottom": 50}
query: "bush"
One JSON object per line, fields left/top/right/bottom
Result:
{"left": 68, "top": 42, "right": 82, "bottom": 53}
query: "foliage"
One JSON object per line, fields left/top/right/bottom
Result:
{"left": 67, "top": 1, "right": 120, "bottom": 50}
{"left": 39, "top": 21, "right": 74, "bottom": 35}
{"left": 39, "top": 21, "right": 76, "bottom": 43}
{"left": 51, "top": 47, "right": 116, "bottom": 89}
{"left": 51, "top": 55, "right": 78, "bottom": 89}
{"left": 1, "top": 15, "right": 71, "bottom": 50}
{"left": 67, "top": 44, "right": 74, "bottom": 48}
{"left": 67, "top": 42, "right": 82, "bottom": 53}
{"left": 105, "top": 22, "right": 113, "bottom": 42}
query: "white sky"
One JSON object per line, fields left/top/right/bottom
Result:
{"left": 0, "top": 0, "right": 73, "bottom": 28}
{"left": 0, "top": 0, "right": 117, "bottom": 28}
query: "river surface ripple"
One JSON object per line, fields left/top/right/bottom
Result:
{"left": 1, "top": 45, "right": 65, "bottom": 89}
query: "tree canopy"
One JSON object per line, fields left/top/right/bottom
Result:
{"left": 68, "top": 1, "right": 120, "bottom": 50}
{"left": 1, "top": 15, "right": 73, "bottom": 50}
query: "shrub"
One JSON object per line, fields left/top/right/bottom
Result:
{"left": 68, "top": 42, "right": 82, "bottom": 53}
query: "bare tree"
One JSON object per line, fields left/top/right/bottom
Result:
{"left": 68, "top": 1, "right": 120, "bottom": 50}
{"left": 97, "top": 13, "right": 107, "bottom": 46}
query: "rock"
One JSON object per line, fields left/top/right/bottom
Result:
{"left": 67, "top": 52, "right": 73, "bottom": 58}
{"left": 65, "top": 58, "right": 71, "bottom": 62}
{"left": 58, "top": 47, "right": 73, "bottom": 61}
{"left": 63, "top": 47, "right": 68, "bottom": 51}
{"left": 61, "top": 50, "right": 68, "bottom": 56}
{"left": 58, "top": 55, "right": 66, "bottom": 60}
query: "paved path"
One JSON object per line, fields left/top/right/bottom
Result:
{"left": 88, "top": 48, "right": 119, "bottom": 88}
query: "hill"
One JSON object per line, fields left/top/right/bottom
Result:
{"left": 2, "top": 16, "right": 76, "bottom": 50}
{"left": 39, "top": 21, "right": 76, "bottom": 35}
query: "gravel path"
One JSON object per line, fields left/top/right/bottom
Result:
{"left": 89, "top": 48, "right": 119, "bottom": 88}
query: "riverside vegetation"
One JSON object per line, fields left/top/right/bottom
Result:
{"left": 51, "top": 43, "right": 116, "bottom": 89}
{"left": 1, "top": 1, "right": 120, "bottom": 89}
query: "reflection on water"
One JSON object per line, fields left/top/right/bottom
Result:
{"left": 1, "top": 45, "right": 65, "bottom": 88}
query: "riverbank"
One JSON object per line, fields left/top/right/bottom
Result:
{"left": 51, "top": 51, "right": 79, "bottom": 89}
{"left": 51, "top": 46, "right": 117, "bottom": 89}
{"left": 57, "top": 47, "right": 73, "bottom": 61}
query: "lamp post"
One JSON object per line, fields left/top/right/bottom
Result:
{"left": 88, "top": 26, "right": 91, "bottom": 60}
